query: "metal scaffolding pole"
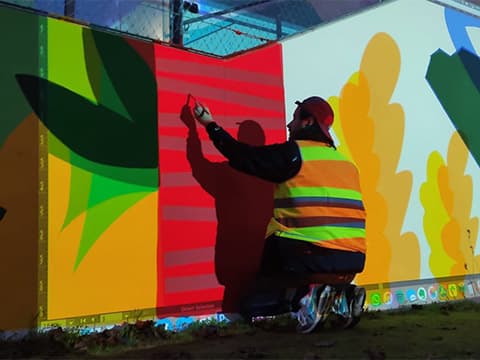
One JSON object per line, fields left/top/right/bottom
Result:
{"left": 171, "top": 0, "right": 184, "bottom": 46}
{"left": 64, "top": 0, "right": 75, "bottom": 17}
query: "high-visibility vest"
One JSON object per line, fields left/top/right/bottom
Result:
{"left": 266, "top": 140, "right": 366, "bottom": 253}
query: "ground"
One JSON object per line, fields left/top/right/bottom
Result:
{"left": 2, "top": 300, "right": 480, "bottom": 359}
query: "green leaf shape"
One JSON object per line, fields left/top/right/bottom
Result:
{"left": 82, "top": 29, "right": 131, "bottom": 121}
{"left": 74, "top": 189, "right": 152, "bottom": 271}
{"left": 426, "top": 49, "right": 480, "bottom": 166}
{"left": 47, "top": 17, "right": 98, "bottom": 105}
{"left": 87, "top": 172, "right": 154, "bottom": 209}
{"left": 50, "top": 137, "right": 156, "bottom": 240}
{"left": 84, "top": 29, "right": 157, "bottom": 128}
{"left": 0, "top": 7, "right": 42, "bottom": 147}
{"left": 48, "top": 133, "right": 157, "bottom": 188}
{"left": 62, "top": 164, "right": 93, "bottom": 230}
{"left": 15, "top": 74, "right": 158, "bottom": 168}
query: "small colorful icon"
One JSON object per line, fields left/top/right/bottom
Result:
{"left": 370, "top": 292, "right": 382, "bottom": 307}
{"left": 395, "top": 290, "right": 405, "bottom": 304}
{"left": 406, "top": 288, "right": 417, "bottom": 302}
{"left": 383, "top": 291, "right": 393, "bottom": 305}
{"left": 439, "top": 285, "right": 448, "bottom": 300}
{"left": 466, "top": 282, "right": 475, "bottom": 296}
{"left": 428, "top": 285, "right": 438, "bottom": 300}
{"left": 448, "top": 284, "right": 458, "bottom": 298}
{"left": 417, "top": 287, "right": 427, "bottom": 301}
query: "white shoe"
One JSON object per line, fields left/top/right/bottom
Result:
{"left": 296, "top": 285, "right": 331, "bottom": 334}
{"left": 351, "top": 287, "right": 366, "bottom": 318}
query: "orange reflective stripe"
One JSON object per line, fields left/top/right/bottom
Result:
{"left": 297, "top": 160, "right": 361, "bottom": 191}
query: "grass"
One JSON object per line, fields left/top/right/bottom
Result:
{"left": 2, "top": 300, "right": 480, "bottom": 359}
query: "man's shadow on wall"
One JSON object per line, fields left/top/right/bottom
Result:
{"left": 180, "top": 105, "right": 274, "bottom": 313}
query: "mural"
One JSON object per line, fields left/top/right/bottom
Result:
{"left": 281, "top": 0, "right": 479, "bottom": 286}
{"left": 421, "top": 132, "right": 480, "bottom": 277}
{"left": 426, "top": 8, "right": 480, "bottom": 168}
{"left": 329, "top": 32, "right": 420, "bottom": 285}
{"left": 18, "top": 18, "right": 159, "bottom": 320}
{"left": 424, "top": 7, "right": 480, "bottom": 278}
{"left": 0, "top": 6, "right": 42, "bottom": 330}
{"left": 154, "top": 44, "right": 285, "bottom": 315}
{"left": 0, "top": 3, "right": 285, "bottom": 329}
{"left": 1, "top": 0, "right": 480, "bottom": 330}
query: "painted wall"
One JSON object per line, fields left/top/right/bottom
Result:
{"left": 0, "top": 6, "right": 42, "bottom": 331}
{"left": 154, "top": 44, "right": 285, "bottom": 317}
{"left": 1, "top": 5, "right": 161, "bottom": 328}
{"left": 282, "top": 0, "right": 480, "bottom": 288}
{"left": 1, "top": 0, "right": 479, "bottom": 330}
{"left": 0, "top": 4, "right": 285, "bottom": 329}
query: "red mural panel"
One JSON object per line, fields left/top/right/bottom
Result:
{"left": 155, "top": 43, "right": 286, "bottom": 317}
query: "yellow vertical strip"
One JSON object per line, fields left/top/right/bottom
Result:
{"left": 37, "top": 17, "right": 48, "bottom": 326}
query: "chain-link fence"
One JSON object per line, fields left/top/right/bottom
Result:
{"left": 178, "top": 0, "right": 386, "bottom": 56}
{"left": 1, "top": 0, "right": 389, "bottom": 57}
{"left": 1, "top": 0, "right": 170, "bottom": 41}
{"left": 181, "top": 0, "right": 296, "bottom": 56}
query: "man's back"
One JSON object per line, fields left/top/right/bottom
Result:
{"left": 267, "top": 140, "right": 366, "bottom": 255}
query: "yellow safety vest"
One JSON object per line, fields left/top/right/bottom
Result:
{"left": 266, "top": 140, "right": 366, "bottom": 253}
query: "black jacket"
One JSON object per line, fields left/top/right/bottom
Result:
{"left": 206, "top": 122, "right": 302, "bottom": 183}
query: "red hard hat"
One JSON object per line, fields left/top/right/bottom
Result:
{"left": 295, "top": 96, "right": 334, "bottom": 145}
